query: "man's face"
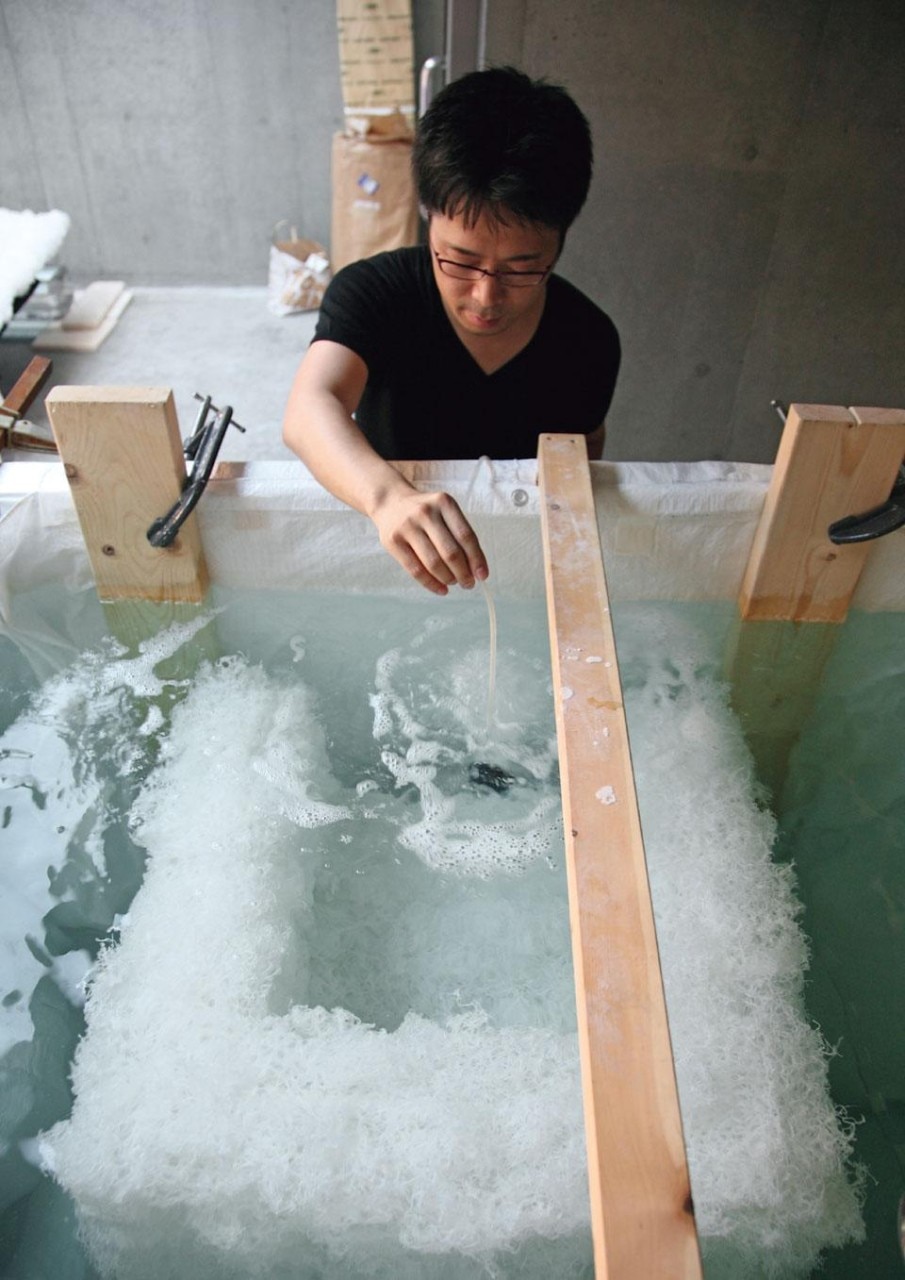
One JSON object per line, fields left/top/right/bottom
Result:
{"left": 428, "top": 209, "right": 560, "bottom": 344}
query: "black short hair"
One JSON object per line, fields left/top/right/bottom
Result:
{"left": 414, "top": 66, "right": 593, "bottom": 237}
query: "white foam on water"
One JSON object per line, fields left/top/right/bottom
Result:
{"left": 369, "top": 622, "right": 561, "bottom": 877}
{"left": 616, "top": 604, "right": 865, "bottom": 1275}
{"left": 42, "top": 656, "right": 587, "bottom": 1274}
{"left": 25, "top": 597, "right": 866, "bottom": 1277}
{"left": 0, "top": 614, "right": 215, "bottom": 1055}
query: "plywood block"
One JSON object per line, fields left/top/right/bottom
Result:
{"left": 46, "top": 386, "right": 209, "bottom": 603}
{"left": 538, "top": 433, "right": 701, "bottom": 1280}
{"left": 738, "top": 404, "right": 905, "bottom": 622}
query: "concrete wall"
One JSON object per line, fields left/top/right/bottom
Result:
{"left": 1, "top": 0, "right": 380, "bottom": 284}
{"left": 2, "top": 0, "right": 903, "bottom": 462}
{"left": 0, "top": 0, "right": 445, "bottom": 285}
{"left": 492, "top": 0, "right": 905, "bottom": 461}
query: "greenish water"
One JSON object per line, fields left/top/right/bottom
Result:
{"left": 0, "top": 586, "right": 899, "bottom": 1277}
{"left": 627, "top": 602, "right": 904, "bottom": 1279}
{"left": 774, "top": 609, "right": 905, "bottom": 1279}
{"left": 0, "top": 584, "right": 591, "bottom": 1280}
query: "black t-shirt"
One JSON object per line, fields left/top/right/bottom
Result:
{"left": 312, "top": 246, "right": 620, "bottom": 460}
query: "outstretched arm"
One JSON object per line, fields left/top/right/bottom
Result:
{"left": 282, "top": 340, "right": 488, "bottom": 595}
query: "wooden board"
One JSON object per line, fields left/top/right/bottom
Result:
{"left": 726, "top": 616, "right": 839, "bottom": 803}
{"left": 1, "top": 355, "right": 52, "bottom": 417}
{"left": 46, "top": 386, "right": 209, "bottom": 604}
{"left": 730, "top": 403, "right": 905, "bottom": 801}
{"left": 0, "top": 356, "right": 56, "bottom": 452}
{"left": 738, "top": 403, "right": 905, "bottom": 623}
{"left": 34, "top": 288, "right": 132, "bottom": 353}
{"left": 538, "top": 434, "right": 701, "bottom": 1280}
{"left": 61, "top": 280, "right": 126, "bottom": 330}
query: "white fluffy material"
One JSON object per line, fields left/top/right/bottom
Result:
{"left": 0, "top": 208, "right": 71, "bottom": 326}
{"left": 40, "top": 605, "right": 864, "bottom": 1276}
{"left": 43, "top": 659, "right": 587, "bottom": 1274}
{"left": 617, "top": 605, "right": 864, "bottom": 1275}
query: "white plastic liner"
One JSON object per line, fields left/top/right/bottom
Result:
{"left": 2, "top": 456, "right": 902, "bottom": 617}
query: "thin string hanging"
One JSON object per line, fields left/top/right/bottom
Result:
{"left": 463, "top": 456, "right": 497, "bottom": 736}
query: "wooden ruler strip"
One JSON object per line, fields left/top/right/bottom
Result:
{"left": 538, "top": 434, "right": 701, "bottom": 1280}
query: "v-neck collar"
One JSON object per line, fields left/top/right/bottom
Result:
{"left": 427, "top": 259, "right": 551, "bottom": 379}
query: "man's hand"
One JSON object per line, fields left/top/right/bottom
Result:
{"left": 370, "top": 488, "right": 488, "bottom": 595}
{"left": 284, "top": 341, "right": 489, "bottom": 594}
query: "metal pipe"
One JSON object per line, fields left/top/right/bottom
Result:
{"left": 419, "top": 56, "right": 445, "bottom": 117}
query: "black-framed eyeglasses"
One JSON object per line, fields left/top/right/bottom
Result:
{"left": 430, "top": 246, "right": 552, "bottom": 289}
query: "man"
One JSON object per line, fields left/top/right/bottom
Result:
{"left": 283, "top": 67, "right": 620, "bottom": 595}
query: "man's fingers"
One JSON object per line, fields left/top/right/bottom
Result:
{"left": 412, "top": 514, "right": 484, "bottom": 589}
{"left": 407, "top": 527, "right": 460, "bottom": 587}
{"left": 384, "top": 528, "right": 450, "bottom": 595}
{"left": 373, "top": 489, "right": 490, "bottom": 594}
{"left": 435, "top": 495, "right": 489, "bottom": 584}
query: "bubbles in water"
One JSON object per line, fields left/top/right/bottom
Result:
{"left": 368, "top": 614, "right": 561, "bottom": 877}
{"left": 42, "top": 634, "right": 585, "bottom": 1276}
{"left": 4, "top": 590, "right": 867, "bottom": 1278}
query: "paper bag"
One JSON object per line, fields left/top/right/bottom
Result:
{"left": 330, "top": 129, "right": 419, "bottom": 272}
{"left": 268, "top": 228, "right": 332, "bottom": 316}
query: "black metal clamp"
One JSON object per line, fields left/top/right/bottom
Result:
{"left": 770, "top": 400, "right": 905, "bottom": 545}
{"left": 828, "top": 465, "right": 905, "bottom": 545}
{"left": 146, "top": 394, "right": 246, "bottom": 548}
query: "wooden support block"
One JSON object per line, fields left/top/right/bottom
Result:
{"left": 46, "top": 386, "right": 209, "bottom": 605}
{"left": 738, "top": 403, "right": 905, "bottom": 623}
{"left": 726, "top": 617, "right": 838, "bottom": 803}
{"left": 730, "top": 404, "right": 905, "bottom": 801}
{"left": 538, "top": 434, "right": 701, "bottom": 1280}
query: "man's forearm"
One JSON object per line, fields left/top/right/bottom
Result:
{"left": 283, "top": 384, "right": 414, "bottom": 519}
{"left": 282, "top": 344, "right": 488, "bottom": 595}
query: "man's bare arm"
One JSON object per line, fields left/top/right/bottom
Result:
{"left": 282, "top": 341, "right": 488, "bottom": 595}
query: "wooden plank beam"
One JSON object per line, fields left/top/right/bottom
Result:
{"left": 46, "top": 386, "right": 209, "bottom": 605}
{"left": 1, "top": 355, "right": 53, "bottom": 418}
{"left": 0, "top": 356, "right": 57, "bottom": 451}
{"left": 738, "top": 403, "right": 905, "bottom": 623}
{"left": 538, "top": 433, "right": 701, "bottom": 1280}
